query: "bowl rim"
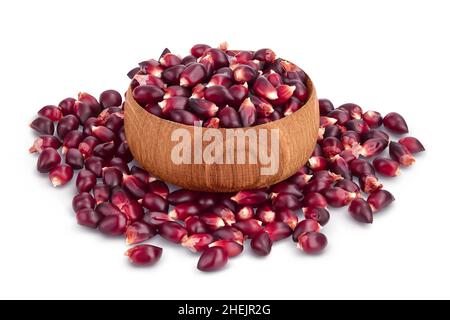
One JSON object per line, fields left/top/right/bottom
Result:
{"left": 126, "top": 74, "right": 315, "bottom": 131}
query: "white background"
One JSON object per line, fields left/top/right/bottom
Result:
{"left": 0, "top": 0, "right": 449, "bottom": 300}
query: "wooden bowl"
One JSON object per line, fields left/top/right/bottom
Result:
{"left": 124, "top": 77, "right": 319, "bottom": 192}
